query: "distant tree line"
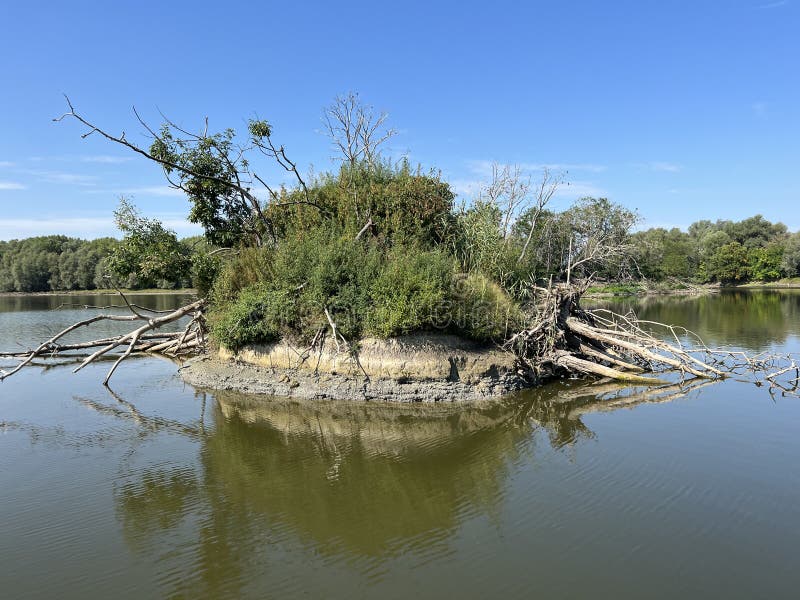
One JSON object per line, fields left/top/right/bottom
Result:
{"left": 630, "top": 215, "right": 800, "bottom": 284}
{"left": 0, "top": 205, "right": 212, "bottom": 293}
{"left": 4, "top": 210, "right": 797, "bottom": 294}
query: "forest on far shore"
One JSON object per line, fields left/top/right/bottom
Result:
{"left": 1, "top": 210, "right": 798, "bottom": 294}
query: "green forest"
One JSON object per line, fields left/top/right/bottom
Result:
{"left": 0, "top": 200, "right": 214, "bottom": 292}
{"left": 2, "top": 207, "right": 797, "bottom": 295}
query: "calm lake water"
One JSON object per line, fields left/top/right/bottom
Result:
{"left": 1, "top": 291, "right": 800, "bottom": 599}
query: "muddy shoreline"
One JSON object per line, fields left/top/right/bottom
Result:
{"left": 179, "top": 335, "right": 529, "bottom": 402}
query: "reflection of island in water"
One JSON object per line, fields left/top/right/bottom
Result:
{"left": 112, "top": 380, "right": 711, "bottom": 596}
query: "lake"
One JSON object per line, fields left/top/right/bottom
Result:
{"left": 1, "top": 291, "right": 799, "bottom": 599}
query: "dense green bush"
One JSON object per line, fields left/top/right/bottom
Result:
{"left": 366, "top": 247, "right": 455, "bottom": 337}
{"left": 449, "top": 273, "right": 524, "bottom": 341}
{"left": 209, "top": 229, "right": 383, "bottom": 346}
{"left": 265, "top": 161, "right": 455, "bottom": 246}
{"left": 207, "top": 223, "right": 523, "bottom": 348}
{"left": 210, "top": 246, "right": 275, "bottom": 305}
{"left": 209, "top": 284, "right": 296, "bottom": 350}
{"left": 106, "top": 199, "right": 192, "bottom": 289}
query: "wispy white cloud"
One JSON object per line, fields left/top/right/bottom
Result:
{"left": 449, "top": 179, "right": 483, "bottom": 197}
{"left": 0, "top": 181, "right": 27, "bottom": 190}
{"left": 86, "top": 185, "right": 185, "bottom": 198}
{"left": 458, "top": 159, "right": 609, "bottom": 202}
{"left": 648, "top": 161, "right": 682, "bottom": 172}
{"left": 0, "top": 215, "right": 202, "bottom": 241}
{"left": 79, "top": 155, "right": 134, "bottom": 164}
{"left": 553, "top": 180, "right": 607, "bottom": 200}
{"left": 467, "top": 159, "right": 606, "bottom": 177}
{"left": 521, "top": 162, "right": 607, "bottom": 173}
{"left": 0, "top": 217, "right": 118, "bottom": 240}
{"left": 758, "top": 1, "right": 787, "bottom": 9}
{"left": 0, "top": 161, "right": 14, "bottom": 168}
{"left": 21, "top": 169, "right": 98, "bottom": 186}
{"left": 631, "top": 161, "right": 682, "bottom": 173}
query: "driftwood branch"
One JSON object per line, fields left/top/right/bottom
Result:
{"left": 1, "top": 295, "right": 207, "bottom": 385}
{"left": 506, "top": 282, "right": 797, "bottom": 395}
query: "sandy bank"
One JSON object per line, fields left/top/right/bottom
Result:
{"left": 180, "top": 334, "right": 527, "bottom": 402}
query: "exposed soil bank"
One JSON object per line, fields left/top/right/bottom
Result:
{"left": 735, "top": 279, "right": 800, "bottom": 289}
{"left": 180, "top": 334, "right": 527, "bottom": 402}
{"left": 584, "top": 282, "right": 721, "bottom": 298}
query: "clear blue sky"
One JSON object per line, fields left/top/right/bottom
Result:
{"left": 1, "top": 0, "right": 797, "bottom": 240}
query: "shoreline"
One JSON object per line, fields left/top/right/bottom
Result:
{"left": 0, "top": 288, "right": 197, "bottom": 298}
{"left": 180, "top": 335, "right": 529, "bottom": 402}
{"left": 586, "top": 280, "right": 800, "bottom": 298}
{"left": 180, "top": 357, "right": 528, "bottom": 402}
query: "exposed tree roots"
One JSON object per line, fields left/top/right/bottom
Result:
{"left": 505, "top": 283, "right": 799, "bottom": 396}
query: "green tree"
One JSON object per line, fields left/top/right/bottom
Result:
{"left": 781, "top": 232, "right": 800, "bottom": 278}
{"left": 706, "top": 242, "right": 749, "bottom": 283}
{"left": 748, "top": 243, "right": 785, "bottom": 282}
{"left": 106, "top": 198, "right": 191, "bottom": 289}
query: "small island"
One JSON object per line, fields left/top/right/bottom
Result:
{"left": 3, "top": 95, "right": 798, "bottom": 399}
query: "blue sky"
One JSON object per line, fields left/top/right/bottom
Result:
{"left": 0, "top": 0, "right": 797, "bottom": 240}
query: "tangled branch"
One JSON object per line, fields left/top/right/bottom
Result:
{"left": 1, "top": 296, "right": 207, "bottom": 385}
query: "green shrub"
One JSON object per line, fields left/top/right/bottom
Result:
{"left": 190, "top": 252, "right": 222, "bottom": 296}
{"left": 207, "top": 213, "right": 528, "bottom": 346}
{"left": 450, "top": 273, "right": 524, "bottom": 341}
{"left": 265, "top": 161, "right": 455, "bottom": 246}
{"left": 209, "top": 284, "right": 297, "bottom": 351}
{"left": 366, "top": 247, "right": 455, "bottom": 337}
{"left": 211, "top": 246, "right": 275, "bottom": 305}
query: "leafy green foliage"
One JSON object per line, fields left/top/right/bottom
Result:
{"left": 0, "top": 236, "right": 120, "bottom": 292}
{"left": 706, "top": 242, "right": 750, "bottom": 284}
{"left": 366, "top": 247, "right": 454, "bottom": 337}
{"left": 632, "top": 215, "right": 792, "bottom": 285}
{"left": 209, "top": 284, "right": 294, "bottom": 351}
{"left": 106, "top": 198, "right": 192, "bottom": 289}
{"left": 150, "top": 127, "right": 255, "bottom": 247}
{"left": 781, "top": 232, "right": 800, "bottom": 278}
{"left": 449, "top": 273, "right": 524, "bottom": 341}
{"left": 210, "top": 246, "right": 275, "bottom": 305}
{"left": 748, "top": 243, "right": 784, "bottom": 282}
{"left": 208, "top": 222, "right": 522, "bottom": 348}
{"left": 265, "top": 161, "right": 454, "bottom": 243}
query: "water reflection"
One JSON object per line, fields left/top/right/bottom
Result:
{"left": 0, "top": 292, "right": 196, "bottom": 314}
{"left": 5, "top": 292, "right": 800, "bottom": 599}
{"left": 110, "top": 379, "right": 716, "bottom": 596}
{"left": 590, "top": 290, "right": 800, "bottom": 350}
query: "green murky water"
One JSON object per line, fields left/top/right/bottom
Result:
{"left": 1, "top": 291, "right": 799, "bottom": 598}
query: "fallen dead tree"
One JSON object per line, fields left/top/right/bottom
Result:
{"left": 1, "top": 296, "right": 207, "bottom": 385}
{"left": 505, "top": 283, "right": 799, "bottom": 396}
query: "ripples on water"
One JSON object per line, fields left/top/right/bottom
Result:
{"left": 2, "top": 291, "right": 800, "bottom": 599}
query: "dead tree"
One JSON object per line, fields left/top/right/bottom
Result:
{"left": 1, "top": 296, "right": 207, "bottom": 386}
{"left": 505, "top": 282, "right": 799, "bottom": 396}
{"left": 518, "top": 167, "right": 563, "bottom": 263}
{"left": 322, "top": 92, "right": 397, "bottom": 169}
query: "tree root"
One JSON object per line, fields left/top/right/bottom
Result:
{"left": 506, "top": 283, "right": 794, "bottom": 391}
